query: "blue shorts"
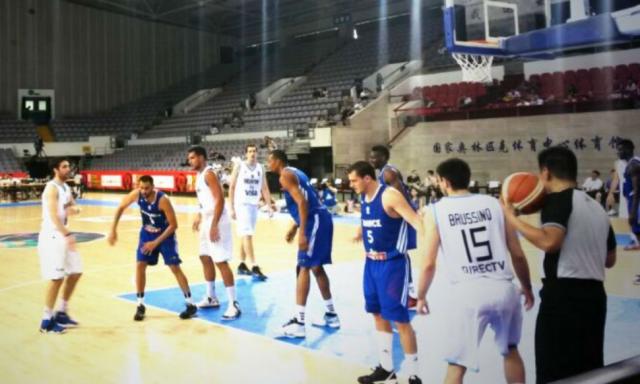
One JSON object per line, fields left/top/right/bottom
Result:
{"left": 627, "top": 199, "right": 640, "bottom": 234}
{"left": 297, "top": 210, "right": 333, "bottom": 268}
{"left": 363, "top": 255, "right": 410, "bottom": 323}
{"left": 136, "top": 230, "right": 181, "bottom": 266}
{"left": 407, "top": 226, "right": 417, "bottom": 250}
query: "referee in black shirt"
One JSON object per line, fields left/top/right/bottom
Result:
{"left": 503, "top": 146, "right": 617, "bottom": 383}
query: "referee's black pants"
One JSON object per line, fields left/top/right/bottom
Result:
{"left": 535, "top": 278, "right": 606, "bottom": 384}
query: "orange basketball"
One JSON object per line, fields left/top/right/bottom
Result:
{"left": 501, "top": 172, "right": 546, "bottom": 214}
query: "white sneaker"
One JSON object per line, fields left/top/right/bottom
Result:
{"left": 221, "top": 301, "right": 241, "bottom": 320}
{"left": 197, "top": 296, "right": 220, "bottom": 308}
{"left": 281, "top": 318, "right": 305, "bottom": 338}
{"left": 323, "top": 312, "right": 341, "bottom": 329}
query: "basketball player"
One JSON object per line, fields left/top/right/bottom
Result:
{"left": 267, "top": 150, "right": 340, "bottom": 338}
{"left": 503, "top": 147, "right": 616, "bottom": 383}
{"left": 611, "top": 139, "right": 640, "bottom": 252}
{"left": 229, "top": 144, "right": 272, "bottom": 281}
{"left": 368, "top": 145, "right": 418, "bottom": 308}
{"left": 416, "top": 158, "right": 534, "bottom": 384}
{"left": 188, "top": 146, "right": 241, "bottom": 320}
{"left": 107, "top": 175, "right": 197, "bottom": 321}
{"left": 38, "top": 159, "right": 83, "bottom": 333}
{"left": 347, "top": 161, "right": 422, "bottom": 384}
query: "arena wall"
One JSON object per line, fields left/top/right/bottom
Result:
{"left": 0, "top": 0, "right": 235, "bottom": 115}
{"left": 389, "top": 109, "right": 640, "bottom": 183}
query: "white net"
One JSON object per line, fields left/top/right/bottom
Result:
{"left": 452, "top": 53, "right": 494, "bottom": 83}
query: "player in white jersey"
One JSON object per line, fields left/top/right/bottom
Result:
{"left": 416, "top": 158, "right": 534, "bottom": 384}
{"left": 229, "top": 143, "right": 273, "bottom": 280}
{"left": 38, "top": 159, "right": 83, "bottom": 333}
{"left": 188, "top": 146, "right": 241, "bottom": 320}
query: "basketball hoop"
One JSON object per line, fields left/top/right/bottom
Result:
{"left": 452, "top": 52, "right": 494, "bottom": 83}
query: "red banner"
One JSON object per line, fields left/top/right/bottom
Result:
{"left": 81, "top": 170, "right": 196, "bottom": 192}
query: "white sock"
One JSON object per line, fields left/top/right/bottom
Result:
{"left": 324, "top": 299, "right": 335, "bottom": 313}
{"left": 226, "top": 286, "right": 236, "bottom": 304}
{"left": 43, "top": 307, "right": 53, "bottom": 320}
{"left": 405, "top": 354, "right": 419, "bottom": 377}
{"left": 57, "top": 299, "right": 68, "bottom": 313}
{"left": 206, "top": 281, "right": 216, "bottom": 299}
{"left": 137, "top": 297, "right": 144, "bottom": 305}
{"left": 376, "top": 331, "right": 394, "bottom": 372}
{"left": 296, "top": 305, "right": 306, "bottom": 323}
{"left": 184, "top": 291, "right": 192, "bottom": 305}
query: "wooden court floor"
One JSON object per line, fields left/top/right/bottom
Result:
{"left": 1, "top": 192, "right": 639, "bottom": 384}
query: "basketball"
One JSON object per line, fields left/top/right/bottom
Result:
{"left": 501, "top": 172, "right": 545, "bottom": 214}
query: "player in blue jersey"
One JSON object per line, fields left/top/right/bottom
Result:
{"left": 368, "top": 145, "right": 418, "bottom": 309}
{"left": 348, "top": 161, "right": 423, "bottom": 384}
{"left": 108, "top": 175, "right": 197, "bottom": 321}
{"left": 614, "top": 139, "right": 640, "bottom": 285}
{"left": 267, "top": 150, "right": 340, "bottom": 338}
{"left": 615, "top": 139, "right": 640, "bottom": 249}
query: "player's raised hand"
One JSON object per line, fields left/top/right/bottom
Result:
{"left": 522, "top": 287, "right": 535, "bottom": 311}
{"left": 107, "top": 231, "right": 117, "bottom": 246}
{"left": 416, "top": 298, "right": 430, "bottom": 315}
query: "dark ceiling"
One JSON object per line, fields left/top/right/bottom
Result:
{"left": 64, "top": 0, "right": 424, "bottom": 37}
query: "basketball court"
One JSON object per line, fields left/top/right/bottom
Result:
{"left": 2, "top": 0, "right": 640, "bottom": 382}
{"left": 1, "top": 192, "right": 639, "bottom": 383}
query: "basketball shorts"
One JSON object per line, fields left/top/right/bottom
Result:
{"left": 626, "top": 198, "right": 640, "bottom": 234}
{"left": 199, "top": 211, "right": 233, "bottom": 263}
{"left": 297, "top": 210, "right": 333, "bottom": 268}
{"left": 363, "top": 255, "right": 410, "bottom": 323}
{"left": 38, "top": 230, "right": 83, "bottom": 280}
{"left": 445, "top": 279, "right": 522, "bottom": 372}
{"left": 235, "top": 203, "right": 259, "bottom": 236}
{"left": 137, "top": 229, "right": 181, "bottom": 266}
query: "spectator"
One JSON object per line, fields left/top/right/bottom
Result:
{"left": 321, "top": 87, "right": 328, "bottom": 98}
{"left": 249, "top": 93, "right": 257, "bottom": 109}
{"left": 583, "top": 170, "right": 604, "bottom": 203}
{"left": 360, "top": 88, "right": 373, "bottom": 101}
{"left": 319, "top": 179, "right": 339, "bottom": 215}
{"left": 622, "top": 79, "right": 638, "bottom": 99}
{"left": 263, "top": 136, "right": 278, "bottom": 151}
{"left": 376, "top": 73, "right": 384, "bottom": 92}
{"left": 458, "top": 96, "right": 473, "bottom": 108}
{"left": 406, "top": 169, "right": 421, "bottom": 187}
{"left": 605, "top": 169, "right": 618, "bottom": 214}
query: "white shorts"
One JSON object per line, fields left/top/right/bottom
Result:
{"left": 234, "top": 203, "right": 259, "bottom": 236}
{"left": 444, "top": 279, "right": 522, "bottom": 372}
{"left": 38, "top": 231, "right": 83, "bottom": 280}
{"left": 199, "top": 212, "right": 233, "bottom": 263}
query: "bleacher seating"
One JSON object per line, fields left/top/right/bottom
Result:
{"left": 141, "top": 15, "right": 450, "bottom": 138}
{"left": 140, "top": 38, "right": 341, "bottom": 138}
{"left": 51, "top": 63, "right": 240, "bottom": 142}
{"left": 0, "top": 119, "right": 37, "bottom": 143}
{"left": 88, "top": 137, "right": 292, "bottom": 171}
{"left": 0, "top": 148, "right": 24, "bottom": 173}
{"left": 406, "top": 63, "right": 640, "bottom": 118}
